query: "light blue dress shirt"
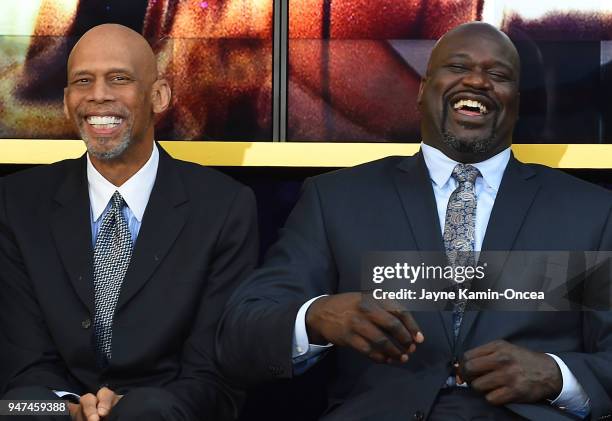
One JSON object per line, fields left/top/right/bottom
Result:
{"left": 291, "top": 143, "right": 590, "bottom": 417}
{"left": 87, "top": 145, "right": 159, "bottom": 245}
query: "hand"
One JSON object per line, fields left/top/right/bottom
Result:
{"left": 460, "top": 340, "right": 562, "bottom": 405}
{"left": 67, "top": 387, "right": 123, "bottom": 421}
{"left": 96, "top": 387, "right": 122, "bottom": 418}
{"left": 305, "top": 292, "right": 424, "bottom": 364}
{"left": 67, "top": 403, "right": 84, "bottom": 421}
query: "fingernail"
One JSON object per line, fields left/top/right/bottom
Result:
{"left": 409, "top": 343, "right": 416, "bottom": 353}
{"left": 415, "top": 332, "right": 424, "bottom": 343}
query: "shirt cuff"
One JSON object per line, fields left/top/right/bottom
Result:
{"left": 546, "top": 353, "right": 591, "bottom": 418}
{"left": 52, "top": 390, "right": 80, "bottom": 403}
{"left": 292, "top": 295, "right": 333, "bottom": 363}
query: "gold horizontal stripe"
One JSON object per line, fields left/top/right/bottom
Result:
{"left": 0, "top": 140, "right": 610, "bottom": 169}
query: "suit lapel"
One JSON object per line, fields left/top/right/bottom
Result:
{"left": 50, "top": 156, "right": 95, "bottom": 314}
{"left": 481, "top": 156, "right": 539, "bottom": 252}
{"left": 393, "top": 153, "right": 454, "bottom": 348}
{"left": 458, "top": 156, "right": 540, "bottom": 345}
{"left": 393, "top": 153, "right": 445, "bottom": 253}
{"left": 116, "top": 146, "right": 188, "bottom": 310}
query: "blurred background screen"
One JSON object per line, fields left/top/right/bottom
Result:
{"left": 0, "top": 0, "right": 273, "bottom": 141}
{"left": 0, "top": 1, "right": 611, "bottom": 143}
{"left": 288, "top": 0, "right": 612, "bottom": 143}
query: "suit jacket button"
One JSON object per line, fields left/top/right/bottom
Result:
{"left": 81, "top": 318, "right": 91, "bottom": 329}
{"left": 268, "top": 365, "right": 284, "bottom": 376}
{"left": 413, "top": 410, "right": 424, "bottom": 420}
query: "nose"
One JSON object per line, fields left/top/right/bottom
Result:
{"left": 461, "top": 69, "right": 493, "bottom": 90}
{"left": 87, "top": 79, "right": 114, "bottom": 103}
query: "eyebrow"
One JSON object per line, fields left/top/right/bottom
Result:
{"left": 69, "top": 68, "right": 135, "bottom": 78}
{"left": 445, "top": 53, "right": 516, "bottom": 73}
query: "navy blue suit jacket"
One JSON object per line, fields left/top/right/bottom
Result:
{"left": 218, "top": 153, "right": 612, "bottom": 421}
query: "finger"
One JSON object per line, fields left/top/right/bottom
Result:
{"left": 360, "top": 298, "right": 420, "bottom": 350}
{"left": 79, "top": 394, "right": 99, "bottom": 421}
{"left": 354, "top": 318, "right": 407, "bottom": 360}
{"left": 362, "top": 304, "right": 414, "bottom": 350}
{"left": 378, "top": 299, "right": 423, "bottom": 342}
{"left": 390, "top": 308, "right": 424, "bottom": 343}
{"left": 348, "top": 332, "right": 395, "bottom": 364}
{"left": 463, "top": 339, "right": 507, "bottom": 361}
{"left": 96, "top": 387, "right": 115, "bottom": 416}
{"left": 461, "top": 352, "right": 506, "bottom": 381}
{"left": 67, "top": 403, "right": 80, "bottom": 419}
{"left": 352, "top": 318, "right": 409, "bottom": 362}
{"left": 469, "top": 369, "right": 508, "bottom": 394}
{"left": 485, "top": 386, "right": 515, "bottom": 406}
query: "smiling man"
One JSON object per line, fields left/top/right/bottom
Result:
{"left": 0, "top": 24, "right": 258, "bottom": 421}
{"left": 217, "top": 22, "right": 612, "bottom": 420}
{"left": 418, "top": 23, "right": 520, "bottom": 163}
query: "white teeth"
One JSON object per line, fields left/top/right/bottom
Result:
{"left": 86, "top": 116, "right": 123, "bottom": 127}
{"left": 453, "top": 99, "right": 488, "bottom": 114}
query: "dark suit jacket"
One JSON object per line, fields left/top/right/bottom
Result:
{"left": 0, "top": 145, "right": 259, "bottom": 420}
{"left": 217, "top": 153, "right": 612, "bottom": 421}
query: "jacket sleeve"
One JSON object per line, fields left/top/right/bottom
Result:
{"left": 216, "top": 178, "right": 338, "bottom": 387}
{"left": 0, "top": 178, "right": 76, "bottom": 395}
{"left": 555, "top": 205, "right": 612, "bottom": 420}
{"left": 165, "top": 185, "right": 259, "bottom": 420}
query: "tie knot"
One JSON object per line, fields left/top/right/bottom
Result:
{"left": 110, "top": 191, "right": 125, "bottom": 211}
{"left": 452, "top": 164, "right": 480, "bottom": 185}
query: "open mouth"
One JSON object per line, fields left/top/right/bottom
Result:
{"left": 86, "top": 115, "right": 124, "bottom": 130}
{"left": 83, "top": 115, "right": 126, "bottom": 137}
{"left": 452, "top": 98, "right": 489, "bottom": 117}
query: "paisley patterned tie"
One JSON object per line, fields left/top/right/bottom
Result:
{"left": 93, "top": 191, "right": 133, "bottom": 367}
{"left": 443, "top": 164, "right": 480, "bottom": 338}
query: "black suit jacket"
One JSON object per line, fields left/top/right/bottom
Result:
{"left": 0, "top": 146, "right": 258, "bottom": 420}
{"left": 217, "top": 153, "right": 612, "bottom": 421}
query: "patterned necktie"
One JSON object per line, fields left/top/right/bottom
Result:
{"left": 443, "top": 164, "right": 480, "bottom": 338}
{"left": 93, "top": 191, "right": 133, "bottom": 367}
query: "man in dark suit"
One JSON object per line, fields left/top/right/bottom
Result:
{"left": 217, "top": 22, "right": 612, "bottom": 420}
{"left": 0, "top": 24, "right": 258, "bottom": 420}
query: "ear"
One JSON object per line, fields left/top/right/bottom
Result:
{"left": 63, "top": 87, "right": 70, "bottom": 119}
{"left": 416, "top": 78, "right": 426, "bottom": 108}
{"left": 151, "top": 79, "right": 171, "bottom": 114}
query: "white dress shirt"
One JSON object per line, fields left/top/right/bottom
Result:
{"left": 291, "top": 143, "right": 590, "bottom": 417}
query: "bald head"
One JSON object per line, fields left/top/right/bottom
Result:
{"left": 428, "top": 22, "right": 520, "bottom": 81}
{"left": 418, "top": 22, "right": 521, "bottom": 163}
{"left": 64, "top": 23, "right": 170, "bottom": 171}
{"left": 68, "top": 24, "right": 158, "bottom": 84}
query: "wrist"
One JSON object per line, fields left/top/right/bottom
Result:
{"left": 305, "top": 298, "right": 328, "bottom": 345}
{"left": 543, "top": 353, "right": 563, "bottom": 399}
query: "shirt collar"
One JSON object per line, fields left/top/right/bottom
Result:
{"left": 87, "top": 143, "right": 159, "bottom": 222}
{"left": 420, "top": 142, "right": 511, "bottom": 192}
